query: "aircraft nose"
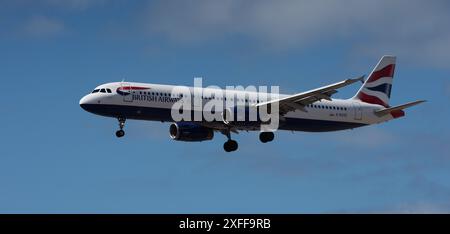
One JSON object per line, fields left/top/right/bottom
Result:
{"left": 79, "top": 95, "right": 92, "bottom": 111}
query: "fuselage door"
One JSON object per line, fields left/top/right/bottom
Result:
{"left": 353, "top": 102, "right": 363, "bottom": 120}
{"left": 122, "top": 82, "right": 133, "bottom": 102}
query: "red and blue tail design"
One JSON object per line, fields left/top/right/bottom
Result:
{"left": 354, "top": 56, "right": 396, "bottom": 107}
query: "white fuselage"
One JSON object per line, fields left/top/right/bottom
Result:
{"left": 79, "top": 82, "right": 393, "bottom": 132}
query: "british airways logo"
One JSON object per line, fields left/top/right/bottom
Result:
{"left": 357, "top": 64, "right": 395, "bottom": 107}
{"left": 116, "top": 86, "right": 150, "bottom": 96}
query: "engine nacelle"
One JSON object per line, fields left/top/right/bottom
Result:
{"left": 169, "top": 122, "right": 214, "bottom": 142}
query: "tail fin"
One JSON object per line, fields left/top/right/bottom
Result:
{"left": 353, "top": 55, "right": 396, "bottom": 107}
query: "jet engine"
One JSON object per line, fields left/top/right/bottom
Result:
{"left": 169, "top": 122, "right": 214, "bottom": 142}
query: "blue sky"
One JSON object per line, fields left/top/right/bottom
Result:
{"left": 1, "top": 0, "right": 450, "bottom": 213}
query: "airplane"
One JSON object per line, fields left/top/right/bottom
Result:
{"left": 79, "top": 56, "right": 425, "bottom": 152}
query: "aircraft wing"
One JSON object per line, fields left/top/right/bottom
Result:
{"left": 255, "top": 76, "right": 364, "bottom": 115}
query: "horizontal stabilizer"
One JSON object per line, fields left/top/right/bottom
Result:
{"left": 374, "top": 100, "right": 426, "bottom": 117}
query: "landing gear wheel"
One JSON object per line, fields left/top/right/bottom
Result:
{"left": 116, "top": 117, "right": 126, "bottom": 138}
{"left": 223, "top": 140, "right": 238, "bottom": 152}
{"left": 259, "top": 132, "right": 274, "bottom": 143}
{"left": 116, "top": 130, "right": 125, "bottom": 138}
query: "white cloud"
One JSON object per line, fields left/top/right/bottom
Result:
{"left": 329, "top": 126, "right": 396, "bottom": 149}
{"left": 380, "top": 202, "right": 450, "bottom": 214}
{"left": 6, "top": 0, "right": 109, "bottom": 10}
{"left": 44, "top": 0, "right": 108, "bottom": 10}
{"left": 146, "top": 0, "right": 450, "bottom": 68}
{"left": 23, "top": 16, "right": 65, "bottom": 37}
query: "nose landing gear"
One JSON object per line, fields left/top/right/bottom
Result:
{"left": 115, "top": 117, "right": 126, "bottom": 138}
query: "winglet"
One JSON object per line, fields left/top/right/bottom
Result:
{"left": 345, "top": 75, "right": 365, "bottom": 85}
{"left": 358, "top": 75, "right": 365, "bottom": 83}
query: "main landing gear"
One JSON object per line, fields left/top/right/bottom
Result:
{"left": 115, "top": 117, "right": 126, "bottom": 138}
{"left": 259, "top": 132, "right": 274, "bottom": 143}
{"left": 222, "top": 130, "right": 238, "bottom": 152}
{"left": 221, "top": 130, "right": 275, "bottom": 152}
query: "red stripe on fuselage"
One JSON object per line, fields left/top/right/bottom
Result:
{"left": 357, "top": 92, "right": 389, "bottom": 107}
{"left": 367, "top": 64, "right": 395, "bottom": 83}
{"left": 120, "top": 86, "right": 150, "bottom": 90}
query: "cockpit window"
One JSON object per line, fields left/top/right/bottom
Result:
{"left": 100, "top": 88, "right": 106, "bottom": 93}
{"left": 106, "top": 88, "right": 112, "bottom": 93}
{"left": 92, "top": 89, "right": 100, "bottom": 93}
